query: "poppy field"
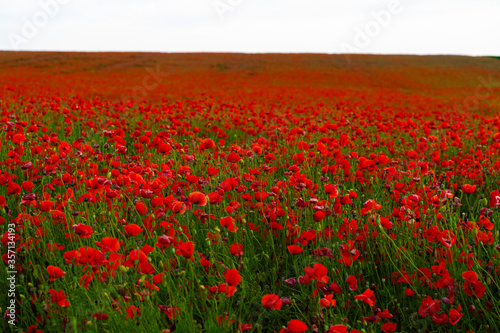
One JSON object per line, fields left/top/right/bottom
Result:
{"left": 1, "top": 52, "right": 500, "bottom": 333}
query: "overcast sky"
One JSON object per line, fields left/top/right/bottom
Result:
{"left": 0, "top": 0, "right": 499, "bottom": 55}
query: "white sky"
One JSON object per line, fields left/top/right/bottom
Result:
{"left": 0, "top": 0, "right": 499, "bottom": 55}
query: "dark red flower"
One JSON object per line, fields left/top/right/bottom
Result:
{"left": 262, "top": 294, "right": 282, "bottom": 310}
{"left": 72, "top": 223, "right": 93, "bottom": 238}
{"left": 381, "top": 322, "right": 397, "bottom": 333}
{"left": 230, "top": 243, "right": 244, "bottom": 256}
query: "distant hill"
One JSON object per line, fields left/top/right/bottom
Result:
{"left": 1, "top": 52, "right": 498, "bottom": 113}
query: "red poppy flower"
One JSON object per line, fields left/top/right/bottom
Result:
{"left": 230, "top": 243, "right": 244, "bottom": 256}
{"left": 287, "top": 245, "right": 303, "bottom": 255}
{"left": 312, "top": 263, "right": 328, "bottom": 281}
{"left": 313, "top": 211, "right": 325, "bottom": 222}
{"left": 432, "top": 313, "right": 449, "bottom": 325}
{"left": 326, "top": 325, "right": 348, "bottom": 333}
{"left": 176, "top": 241, "right": 194, "bottom": 259}
{"left": 153, "top": 272, "right": 165, "bottom": 284}
{"left": 461, "top": 184, "right": 476, "bottom": 194}
{"left": 188, "top": 192, "right": 207, "bottom": 206}
{"left": 339, "top": 240, "right": 360, "bottom": 266}
{"left": 6, "top": 182, "right": 22, "bottom": 195}
{"left": 462, "top": 270, "right": 478, "bottom": 283}
{"left": 225, "top": 268, "right": 241, "bottom": 286}
{"left": 49, "top": 289, "right": 70, "bottom": 307}
{"left": 287, "top": 320, "right": 308, "bottom": 333}
{"left": 381, "top": 322, "right": 397, "bottom": 333}
{"left": 319, "top": 294, "right": 336, "bottom": 307}
{"left": 418, "top": 296, "right": 441, "bottom": 317}
{"left": 270, "top": 222, "right": 283, "bottom": 230}
{"left": 478, "top": 216, "right": 494, "bottom": 230}
{"left": 324, "top": 184, "right": 339, "bottom": 198}
{"left": 92, "top": 313, "right": 109, "bottom": 321}
{"left": 172, "top": 201, "right": 187, "bottom": 214}
{"left": 72, "top": 223, "right": 93, "bottom": 238}
{"left": 463, "top": 277, "right": 486, "bottom": 298}
{"left": 200, "top": 138, "right": 215, "bottom": 150}
{"left": 123, "top": 249, "right": 148, "bottom": 267}
{"left": 151, "top": 197, "right": 164, "bottom": 207}
{"left": 297, "top": 276, "right": 311, "bottom": 285}
{"left": 124, "top": 224, "right": 144, "bottom": 236}
{"left": 355, "top": 289, "right": 375, "bottom": 306}
{"left": 239, "top": 323, "right": 253, "bottom": 331}
{"left": 47, "top": 265, "right": 66, "bottom": 281}
{"left": 159, "top": 305, "right": 181, "bottom": 319}
{"left": 206, "top": 192, "right": 221, "bottom": 204}
{"left": 95, "top": 237, "right": 120, "bottom": 252}
{"left": 217, "top": 283, "right": 237, "bottom": 297}
{"left": 136, "top": 202, "right": 148, "bottom": 215}
{"left": 125, "top": 305, "right": 141, "bottom": 320}
{"left": 156, "top": 234, "right": 176, "bottom": 249}
{"left": 449, "top": 308, "right": 463, "bottom": 325}
{"left": 489, "top": 190, "right": 500, "bottom": 208}
{"left": 379, "top": 216, "right": 392, "bottom": 229}
{"left": 22, "top": 181, "right": 34, "bottom": 192}
{"left": 39, "top": 200, "right": 54, "bottom": 212}
{"left": 139, "top": 262, "right": 155, "bottom": 274}
{"left": 329, "top": 282, "right": 342, "bottom": 294}
{"left": 262, "top": 294, "right": 282, "bottom": 310}
{"left": 27, "top": 325, "right": 43, "bottom": 333}
{"left": 58, "top": 142, "right": 72, "bottom": 155}
{"left": 157, "top": 143, "right": 171, "bottom": 154}
{"left": 220, "top": 216, "right": 238, "bottom": 232}
{"left": 227, "top": 152, "right": 241, "bottom": 163}
{"left": 207, "top": 167, "right": 219, "bottom": 176}
{"left": 346, "top": 275, "right": 358, "bottom": 291}
{"left": 377, "top": 309, "right": 393, "bottom": 319}
{"left": 186, "top": 174, "right": 199, "bottom": 184}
